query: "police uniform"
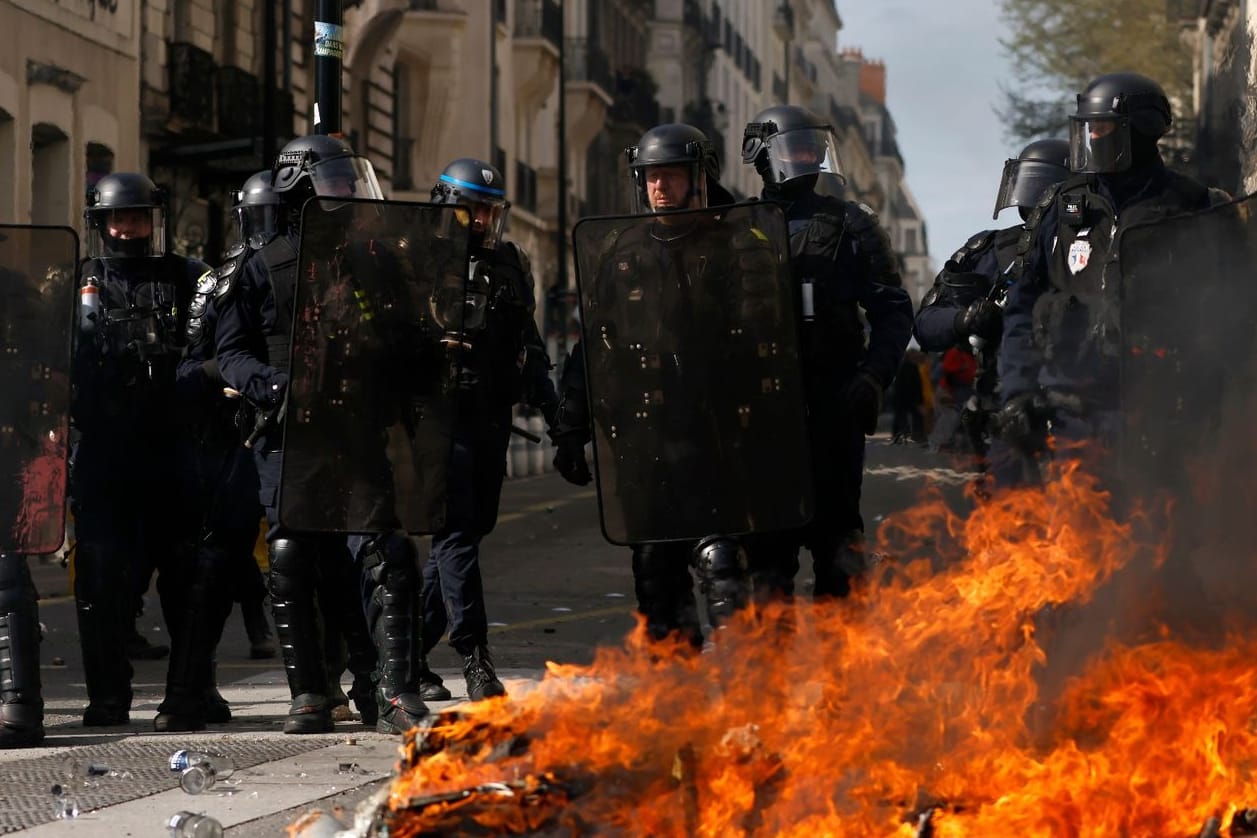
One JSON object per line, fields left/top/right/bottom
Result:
{"left": 71, "top": 251, "right": 205, "bottom": 724}
{"left": 998, "top": 160, "right": 1214, "bottom": 465}
{"left": 214, "top": 229, "right": 380, "bottom": 733}
{"left": 420, "top": 240, "right": 556, "bottom": 687}
{"left": 747, "top": 190, "right": 914, "bottom": 599}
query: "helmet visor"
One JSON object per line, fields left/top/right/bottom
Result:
{"left": 1069, "top": 117, "right": 1132, "bottom": 174}
{"left": 629, "top": 162, "right": 708, "bottom": 215}
{"left": 233, "top": 205, "right": 280, "bottom": 249}
{"left": 85, "top": 206, "right": 167, "bottom": 259}
{"left": 761, "top": 127, "right": 842, "bottom": 185}
{"left": 309, "top": 156, "right": 384, "bottom": 200}
{"left": 450, "top": 198, "right": 510, "bottom": 250}
{"left": 993, "top": 159, "right": 1069, "bottom": 219}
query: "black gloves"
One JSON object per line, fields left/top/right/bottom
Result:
{"left": 954, "top": 299, "right": 1003, "bottom": 343}
{"left": 996, "top": 392, "right": 1050, "bottom": 454}
{"left": 552, "top": 435, "right": 592, "bottom": 486}
{"left": 844, "top": 370, "right": 884, "bottom": 436}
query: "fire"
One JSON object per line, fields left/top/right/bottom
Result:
{"left": 377, "top": 461, "right": 1257, "bottom": 837}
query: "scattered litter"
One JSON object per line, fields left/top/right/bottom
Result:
{"left": 551, "top": 607, "right": 572, "bottom": 613}
{"left": 167, "top": 810, "right": 223, "bottom": 837}
{"left": 604, "top": 592, "right": 626, "bottom": 598}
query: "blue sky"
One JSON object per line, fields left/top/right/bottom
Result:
{"left": 838, "top": 1, "right": 1014, "bottom": 267}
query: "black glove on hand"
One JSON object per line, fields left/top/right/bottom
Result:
{"left": 996, "top": 392, "right": 1049, "bottom": 454}
{"left": 844, "top": 371, "right": 883, "bottom": 436}
{"left": 955, "top": 299, "right": 1003, "bottom": 343}
{"left": 552, "top": 436, "right": 592, "bottom": 486}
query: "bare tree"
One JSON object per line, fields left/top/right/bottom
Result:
{"left": 998, "top": 0, "right": 1193, "bottom": 144}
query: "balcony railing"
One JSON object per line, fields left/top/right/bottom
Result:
{"left": 565, "top": 38, "right": 613, "bottom": 97}
{"left": 216, "top": 66, "right": 260, "bottom": 139}
{"left": 168, "top": 43, "right": 216, "bottom": 131}
{"left": 515, "top": 0, "right": 562, "bottom": 50}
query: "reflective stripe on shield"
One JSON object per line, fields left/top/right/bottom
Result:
{"left": 572, "top": 202, "right": 813, "bottom": 545}
{"left": 0, "top": 225, "right": 78, "bottom": 554}
{"left": 278, "top": 197, "right": 470, "bottom": 534}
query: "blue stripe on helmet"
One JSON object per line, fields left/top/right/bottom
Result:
{"left": 439, "top": 173, "right": 506, "bottom": 198}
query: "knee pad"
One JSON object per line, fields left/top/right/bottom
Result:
{"left": 692, "top": 536, "right": 747, "bottom": 583}
{"left": 268, "top": 538, "right": 315, "bottom": 601}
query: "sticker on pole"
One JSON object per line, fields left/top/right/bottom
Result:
{"left": 314, "top": 21, "right": 345, "bottom": 60}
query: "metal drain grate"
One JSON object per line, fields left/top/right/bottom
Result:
{"left": 0, "top": 737, "right": 340, "bottom": 833}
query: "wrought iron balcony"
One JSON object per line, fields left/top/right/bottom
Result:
{"left": 515, "top": 0, "right": 562, "bottom": 50}
{"left": 565, "top": 38, "right": 613, "bottom": 98}
{"left": 168, "top": 42, "right": 216, "bottom": 132}
{"left": 216, "top": 66, "right": 260, "bottom": 139}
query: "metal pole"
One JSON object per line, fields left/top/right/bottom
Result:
{"left": 313, "top": 0, "right": 343, "bottom": 135}
{"left": 557, "top": 9, "right": 568, "bottom": 301}
{"left": 262, "top": 1, "right": 277, "bottom": 166}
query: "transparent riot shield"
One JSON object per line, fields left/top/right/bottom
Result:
{"left": 1117, "top": 193, "right": 1257, "bottom": 492}
{"left": 572, "top": 202, "right": 813, "bottom": 545}
{"left": 278, "top": 198, "right": 469, "bottom": 534}
{"left": 0, "top": 226, "right": 78, "bottom": 554}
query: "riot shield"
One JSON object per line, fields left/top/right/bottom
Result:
{"left": 572, "top": 202, "right": 813, "bottom": 545}
{"left": 0, "top": 226, "right": 78, "bottom": 554}
{"left": 1117, "top": 193, "right": 1257, "bottom": 492}
{"left": 278, "top": 198, "right": 469, "bottom": 534}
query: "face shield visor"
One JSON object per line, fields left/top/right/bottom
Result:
{"left": 992, "top": 159, "right": 1069, "bottom": 219}
{"left": 1069, "top": 116, "right": 1132, "bottom": 174}
{"left": 452, "top": 198, "right": 510, "bottom": 251}
{"left": 85, "top": 206, "right": 167, "bottom": 259}
{"left": 629, "top": 162, "right": 707, "bottom": 216}
{"left": 309, "top": 156, "right": 384, "bottom": 201}
{"left": 757, "top": 127, "right": 843, "bottom": 186}
{"left": 232, "top": 204, "right": 281, "bottom": 249}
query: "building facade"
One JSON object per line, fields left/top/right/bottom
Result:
{"left": 1, "top": 0, "right": 931, "bottom": 301}
{"left": 0, "top": 0, "right": 143, "bottom": 229}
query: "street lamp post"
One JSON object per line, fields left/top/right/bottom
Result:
{"left": 313, "top": 0, "right": 344, "bottom": 135}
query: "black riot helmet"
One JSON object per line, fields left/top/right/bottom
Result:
{"left": 271, "top": 134, "right": 383, "bottom": 206}
{"left": 742, "top": 105, "right": 843, "bottom": 196}
{"left": 430, "top": 158, "right": 510, "bottom": 251}
{"left": 1069, "top": 72, "right": 1173, "bottom": 174}
{"left": 232, "top": 170, "right": 284, "bottom": 250}
{"left": 992, "top": 138, "right": 1070, "bottom": 219}
{"left": 84, "top": 172, "right": 168, "bottom": 259}
{"left": 625, "top": 123, "right": 714, "bottom": 214}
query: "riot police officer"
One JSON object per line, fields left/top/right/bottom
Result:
{"left": 0, "top": 226, "right": 78, "bottom": 747}
{"left": 997, "top": 73, "right": 1220, "bottom": 470}
{"left": 415, "top": 158, "right": 558, "bottom": 701}
{"left": 154, "top": 171, "right": 283, "bottom": 731}
{"left": 915, "top": 139, "right": 1069, "bottom": 482}
{"left": 215, "top": 137, "right": 382, "bottom": 733}
{"left": 740, "top": 105, "right": 914, "bottom": 599}
{"left": 915, "top": 139, "right": 1070, "bottom": 353}
{"left": 72, "top": 173, "right": 209, "bottom": 725}
{"left": 554, "top": 123, "right": 796, "bottom": 646}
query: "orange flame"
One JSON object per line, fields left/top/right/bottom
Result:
{"left": 383, "top": 462, "right": 1255, "bottom": 837}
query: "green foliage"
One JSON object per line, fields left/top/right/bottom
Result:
{"left": 998, "top": 0, "right": 1193, "bottom": 142}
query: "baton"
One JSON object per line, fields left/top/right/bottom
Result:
{"left": 510, "top": 424, "right": 542, "bottom": 444}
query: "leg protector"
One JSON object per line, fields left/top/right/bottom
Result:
{"left": 361, "top": 531, "right": 428, "bottom": 733}
{"left": 73, "top": 543, "right": 133, "bottom": 720}
{"left": 631, "top": 543, "right": 702, "bottom": 649}
{"left": 692, "top": 536, "right": 750, "bottom": 629}
{"left": 268, "top": 538, "right": 330, "bottom": 701}
{"left": 0, "top": 554, "right": 43, "bottom": 747}
{"left": 156, "top": 541, "right": 233, "bottom": 731}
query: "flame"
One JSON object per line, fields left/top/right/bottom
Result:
{"left": 381, "top": 461, "right": 1257, "bottom": 837}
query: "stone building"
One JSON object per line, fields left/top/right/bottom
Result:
{"left": 0, "top": 0, "right": 143, "bottom": 229}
